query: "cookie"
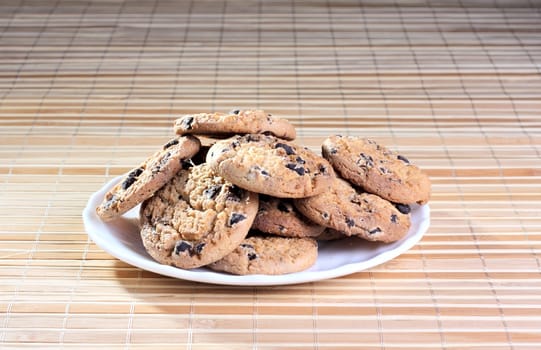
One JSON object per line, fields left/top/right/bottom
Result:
{"left": 252, "top": 196, "right": 325, "bottom": 238}
{"left": 207, "top": 134, "right": 334, "bottom": 198}
{"left": 208, "top": 235, "right": 318, "bottom": 275}
{"left": 140, "top": 163, "right": 259, "bottom": 269}
{"left": 294, "top": 177, "right": 411, "bottom": 243}
{"left": 96, "top": 135, "right": 201, "bottom": 221}
{"left": 174, "top": 109, "right": 296, "bottom": 140}
{"left": 322, "top": 135, "right": 431, "bottom": 205}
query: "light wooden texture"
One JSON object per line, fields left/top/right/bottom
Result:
{"left": 1, "top": 0, "right": 540, "bottom": 348}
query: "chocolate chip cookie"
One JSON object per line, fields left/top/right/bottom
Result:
{"left": 322, "top": 135, "right": 431, "bottom": 205}
{"left": 208, "top": 235, "right": 318, "bottom": 275}
{"left": 96, "top": 135, "right": 201, "bottom": 221}
{"left": 140, "top": 163, "right": 259, "bottom": 269}
{"left": 174, "top": 109, "right": 296, "bottom": 140}
{"left": 252, "top": 196, "right": 325, "bottom": 238}
{"left": 207, "top": 134, "right": 334, "bottom": 198}
{"left": 294, "top": 177, "right": 411, "bottom": 243}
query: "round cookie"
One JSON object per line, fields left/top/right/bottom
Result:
{"left": 294, "top": 177, "right": 411, "bottom": 243}
{"left": 96, "top": 135, "right": 201, "bottom": 221}
{"left": 207, "top": 134, "right": 334, "bottom": 198}
{"left": 174, "top": 109, "right": 296, "bottom": 140}
{"left": 252, "top": 196, "right": 325, "bottom": 238}
{"left": 208, "top": 235, "right": 318, "bottom": 275}
{"left": 140, "top": 163, "right": 259, "bottom": 269}
{"left": 322, "top": 135, "right": 431, "bottom": 205}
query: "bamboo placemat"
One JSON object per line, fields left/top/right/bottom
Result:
{"left": 1, "top": 0, "right": 540, "bottom": 348}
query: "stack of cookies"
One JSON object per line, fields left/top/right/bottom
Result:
{"left": 96, "top": 109, "right": 431, "bottom": 275}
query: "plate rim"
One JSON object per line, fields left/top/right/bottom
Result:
{"left": 83, "top": 175, "right": 430, "bottom": 286}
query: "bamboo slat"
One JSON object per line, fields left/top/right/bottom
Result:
{"left": 1, "top": 0, "right": 540, "bottom": 348}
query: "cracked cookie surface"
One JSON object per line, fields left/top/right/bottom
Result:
{"left": 174, "top": 109, "right": 296, "bottom": 140}
{"left": 140, "top": 163, "right": 259, "bottom": 269}
{"left": 207, "top": 134, "right": 334, "bottom": 198}
{"left": 294, "top": 177, "right": 411, "bottom": 243}
{"left": 208, "top": 235, "right": 318, "bottom": 275}
{"left": 96, "top": 135, "right": 201, "bottom": 221}
{"left": 322, "top": 135, "right": 431, "bottom": 205}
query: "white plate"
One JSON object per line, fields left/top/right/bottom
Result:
{"left": 83, "top": 176, "right": 430, "bottom": 286}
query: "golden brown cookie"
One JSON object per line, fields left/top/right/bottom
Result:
{"left": 140, "top": 163, "right": 259, "bottom": 269}
{"left": 96, "top": 135, "right": 201, "bottom": 221}
{"left": 294, "top": 177, "right": 411, "bottom": 243}
{"left": 174, "top": 109, "right": 296, "bottom": 140}
{"left": 207, "top": 134, "right": 334, "bottom": 198}
{"left": 322, "top": 135, "right": 431, "bottom": 205}
{"left": 208, "top": 235, "right": 318, "bottom": 275}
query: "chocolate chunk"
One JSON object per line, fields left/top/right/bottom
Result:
{"left": 248, "top": 165, "right": 270, "bottom": 177}
{"left": 227, "top": 185, "right": 244, "bottom": 201}
{"left": 229, "top": 213, "right": 247, "bottom": 226}
{"left": 130, "top": 167, "right": 144, "bottom": 178}
{"left": 395, "top": 203, "right": 411, "bottom": 214}
{"left": 346, "top": 218, "right": 355, "bottom": 227}
{"left": 390, "top": 214, "right": 398, "bottom": 223}
{"left": 174, "top": 241, "right": 192, "bottom": 254}
{"left": 230, "top": 109, "right": 240, "bottom": 115}
{"left": 295, "top": 156, "right": 305, "bottom": 164}
{"left": 322, "top": 212, "right": 329, "bottom": 220}
{"left": 121, "top": 167, "right": 143, "bottom": 190}
{"left": 163, "top": 139, "right": 179, "bottom": 150}
{"left": 277, "top": 201, "right": 292, "bottom": 213}
{"left": 369, "top": 227, "right": 381, "bottom": 234}
{"left": 278, "top": 225, "right": 286, "bottom": 232}
{"left": 358, "top": 153, "right": 374, "bottom": 168}
{"left": 181, "top": 116, "right": 194, "bottom": 130}
{"left": 240, "top": 243, "right": 254, "bottom": 249}
{"left": 318, "top": 164, "right": 327, "bottom": 174}
{"left": 330, "top": 147, "right": 338, "bottom": 155}
{"left": 203, "top": 185, "right": 222, "bottom": 199}
{"left": 275, "top": 142, "right": 296, "bottom": 155}
{"left": 286, "top": 163, "right": 305, "bottom": 176}
{"left": 245, "top": 134, "right": 260, "bottom": 142}
{"left": 248, "top": 252, "right": 258, "bottom": 261}
{"left": 397, "top": 155, "right": 410, "bottom": 164}
{"left": 193, "top": 243, "right": 205, "bottom": 254}
{"left": 379, "top": 167, "right": 390, "bottom": 174}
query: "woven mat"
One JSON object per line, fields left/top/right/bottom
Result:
{"left": 1, "top": 0, "right": 540, "bottom": 348}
